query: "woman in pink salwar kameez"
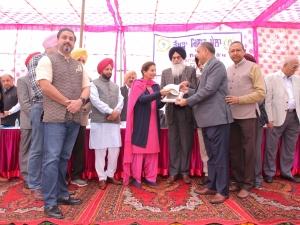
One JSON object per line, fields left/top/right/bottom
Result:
{"left": 123, "top": 61, "right": 170, "bottom": 187}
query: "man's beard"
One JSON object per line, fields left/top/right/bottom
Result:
{"left": 61, "top": 42, "right": 73, "bottom": 53}
{"left": 102, "top": 72, "right": 112, "bottom": 81}
{"left": 171, "top": 61, "right": 185, "bottom": 78}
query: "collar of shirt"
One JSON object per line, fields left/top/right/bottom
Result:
{"left": 58, "top": 50, "right": 70, "bottom": 60}
{"left": 202, "top": 56, "right": 214, "bottom": 69}
{"left": 280, "top": 70, "right": 293, "bottom": 80}
{"left": 235, "top": 58, "right": 246, "bottom": 67}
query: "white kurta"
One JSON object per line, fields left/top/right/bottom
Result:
{"left": 89, "top": 82, "right": 124, "bottom": 149}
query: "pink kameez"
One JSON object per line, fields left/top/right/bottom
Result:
{"left": 131, "top": 89, "right": 160, "bottom": 184}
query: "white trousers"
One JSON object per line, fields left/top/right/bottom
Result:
{"left": 95, "top": 147, "right": 120, "bottom": 181}
{"left": 197, "top": 128, "right": 208, "bottom": 176}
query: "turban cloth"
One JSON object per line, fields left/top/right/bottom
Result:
{"left": 244, "top": 53, "right": 257, "bottom": 63}
{"left": 71, "top": 48, "right": 88, "bottom": 63}
{"left": 42, "top": 33, "right": 57, "bottom": 49}
{"left": 124, "top": 71, "right": 137, "bottom": 82}
{"left": 25, "top": 52, "right": 41, "bottom": 67}
{"left": 169, "top": 46, "right": 187, "bottom": 60}
{"left": 97, "top": 58, "right": 114, "bottom": 74}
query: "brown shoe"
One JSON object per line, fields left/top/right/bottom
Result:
{"left": 229, "top": 184, "right": 240, "bottom": 192}
{"left": 107, "top": 177, "right": 122, "bottom": 185}
{"left": 182, "top": 175, "right": 191, "bottom": 184}
{"left": 194, "top": 187, "right": 217, "bottom": 195}
{"left": 98, "top": 180, "right": 106, "bottom": 190}
{"left": 198, "top": 176, "right": 208, "bottom": 185}
{"left": 237, "top": 189, "right": 249, "bottom": 198}
{"left": 210, "top": 193, "right": 229, "bottom": 204}
{"left": 31, "top": 189, "right": 43, "bottom": 200}
{"left": 166, "top": 175, "right": 177, "bottom": 184}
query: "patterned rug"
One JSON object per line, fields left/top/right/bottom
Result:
{"left": 0, "top": 176, "right": 299, "bottom": 225}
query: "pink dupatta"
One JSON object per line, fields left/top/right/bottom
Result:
{"left": 123, "top": 78, "right": 157, "bottom": 185}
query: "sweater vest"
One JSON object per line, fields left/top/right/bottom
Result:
{"left": 43, "top": 53, "right": 82, "bottom": 123}
{"left": 227, "top": 60, "right": 259, "bottom": 119}
{"left": 90, "top": 77, "right": 120, "bottom": 124}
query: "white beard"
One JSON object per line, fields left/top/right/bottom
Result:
{"left": 171, "top": 61, "right": 186, "bottom": 78}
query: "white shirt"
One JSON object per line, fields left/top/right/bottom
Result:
{"left": 9, "top": 102, "right": 20, "bottom": 114}
{"left": 126, "top": 85, "right": 131, "bottom": 96}
{"left": 281, "top": 70, "right": 296, "bottom": 109}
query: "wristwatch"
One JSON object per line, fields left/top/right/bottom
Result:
{"left": 79, "top": 97, "right": 86, "bottom": 105}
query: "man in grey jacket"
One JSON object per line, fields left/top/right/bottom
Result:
{"left": 176, "top": 42, "right": 233, "bottom": 204}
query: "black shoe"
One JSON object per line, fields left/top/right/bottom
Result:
{"left": 44, "top": 205, "right": 64, "bottom": 219}
{"left": 280, "top": 175, "right": 300, "bottom": 183}
{"left": 264, "top": 175, "right": 273, "bottom": 183}
{"left": 24, "top": 182, "right": 29, "bottom": 189}
{"left": 57, "top": 196, "right": 82, "bottom": 205}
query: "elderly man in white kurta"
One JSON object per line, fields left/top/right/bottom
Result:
{"left": 89, "top": 58, "right": 124, "bottom": 190}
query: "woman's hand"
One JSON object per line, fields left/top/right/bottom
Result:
{"left": 160, "top": 89, "right": 170, "bottom": 96}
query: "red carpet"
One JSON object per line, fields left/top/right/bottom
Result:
{"left": 0, "top": 176, "right": 300, "bottom": 225}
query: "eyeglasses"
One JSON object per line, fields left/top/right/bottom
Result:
{"left": 290, "top": 64, "right": 299, "bottom": 69}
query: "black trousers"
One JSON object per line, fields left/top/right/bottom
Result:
{"left": 168, "top": 107, "right": 194, "bottom": 176}
{"left": 70, "top": 125, "right": 86, "bottom": 180}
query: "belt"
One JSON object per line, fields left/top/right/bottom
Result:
{"left": 34, "top": 102, "right": 43, "bottom": 104}
{"left": 287, "top": 109, "right": 296, "bottom": 112}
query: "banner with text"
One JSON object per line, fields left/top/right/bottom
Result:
{"left": 153, "top": 32, "right": 242, "bottom": 75}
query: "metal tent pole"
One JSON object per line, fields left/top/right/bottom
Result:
{"left": 79, "top": 0, "right": 86, "bottom": 48}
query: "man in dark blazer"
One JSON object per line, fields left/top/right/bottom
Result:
{"left": 176, "top": 42, "right": 233, "bottom": 203}
{"left": 120, "top": 70, "right": 137, "bottom": 121}
{"left": 17, "top": 73, "right": 33, "bottom": 189}
{"left": 161, "top": 46, "right": 197, "bottom": 185}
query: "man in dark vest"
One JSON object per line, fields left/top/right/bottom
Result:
{"left": 1, "top": 74, "right": 20, "bottom": 126}
{"left": 36, "top": 28, "right": 90, "bottom": 219}
{"left": 120, "top": 70, "right": 137, "bottom": 121}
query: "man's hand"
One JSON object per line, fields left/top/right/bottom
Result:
{"left": 225, "top": 95, "right": 239, "bottom": 105}
{"left": 1, "top": 111, "right": 10, "bottom": 118}
{"left": 175, "top": 97, "right": 187, "bottom": 107}
{"left": 66, "top": 99, "right": 82, "bottom": 114}
{"left": 179, "top": 81, "right": 189, "bottom": 94}
{"left": 107, "top": 110, "right": 120, "bottom": 121}
{"left": 267, "top": 121, "right": 274, "bottom": 130}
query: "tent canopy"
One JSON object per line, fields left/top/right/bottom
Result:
{"left": 0, "top": 0, "right": 299, "bottom": 32}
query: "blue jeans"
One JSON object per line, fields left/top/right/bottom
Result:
{"left": 42, "top": 121, "right": 80, "bottom": 208}
{"left": 28, "top": 103, "right": 44, "bottom": 190}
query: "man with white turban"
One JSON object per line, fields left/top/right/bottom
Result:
{"left": 89, "top": 58, "right": 124, "bottom": 190}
